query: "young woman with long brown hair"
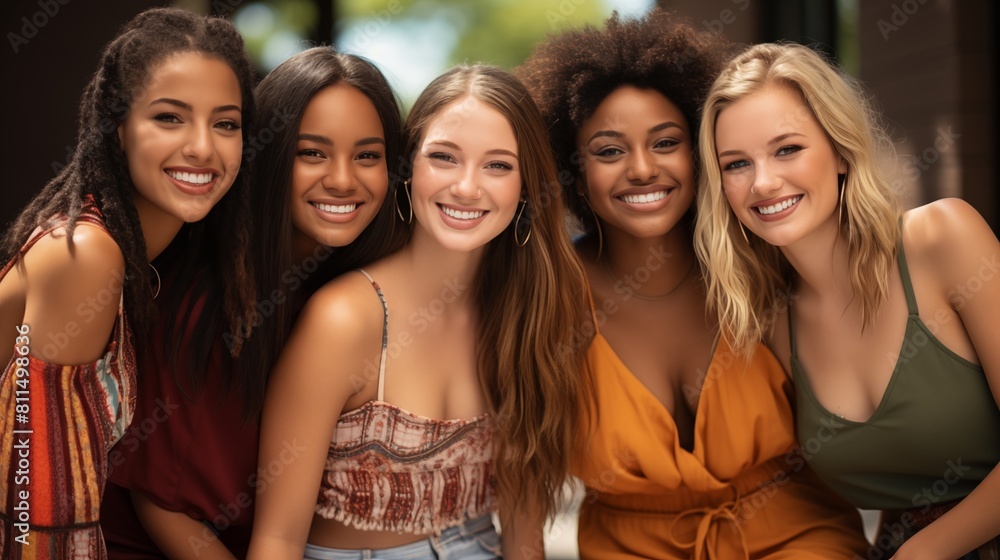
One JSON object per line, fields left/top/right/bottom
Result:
{"left": 247, "top": 64, "right": 590, "bottom": 560}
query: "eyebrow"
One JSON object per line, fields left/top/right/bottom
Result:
{"left": 427, "top": 140, "right": 517, "bottom": 159}
{"left": 718, "top": 132, "right": 806, "bottom": 158}
{"left": 587, "top": 121, "right": 683, "bottom": 143}
{"left": 149, "top": 98, "right": 241, "bottom": 114}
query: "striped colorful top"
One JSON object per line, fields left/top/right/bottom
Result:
{"left": 0, "top": 200, "right": 137, "bottom": 560}
{"left": 315, "top": 269, "right": 496, "bottom": 535}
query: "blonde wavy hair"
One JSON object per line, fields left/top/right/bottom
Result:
{"left": 694, "top": 43, "right": 902, "bottom": 356}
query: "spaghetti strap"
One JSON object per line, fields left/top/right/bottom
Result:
{"left": 357, "top": 269, "right": 389, "bottom": 401}
{"left": 896, "top": 240, "right": 920, "bottom": 316}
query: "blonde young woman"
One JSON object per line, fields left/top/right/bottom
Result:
{"left": 696, "top": 43, "right": 1000, "bottom": 558}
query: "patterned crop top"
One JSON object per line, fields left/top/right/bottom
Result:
{"left": 315, "top": 269, "right": 497, "bottom": 535}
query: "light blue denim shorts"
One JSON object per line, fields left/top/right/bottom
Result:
{"left": 302, "top": 515, "right": 501, "bottom": 560}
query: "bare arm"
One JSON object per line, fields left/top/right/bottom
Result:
{"left": 246, "top": 281, "right": 377, "bottom": 560}
{"left": 131, "top": 490, "right": 237, "bottom": 560}
{"left": 500, "top": 498, "right": 547, "bottom": 560}
{"left": 893, "top": 199, "right": 1000, "bottom": 559}
{"left": 21, "top": 224, "right": 124, "bottom": 364}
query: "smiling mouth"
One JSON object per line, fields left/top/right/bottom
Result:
{"left": 616, "top": 189, "right": 671, "bottom": 204}
{"left": 439, "top": 205, "right": 486, "bottom": 220}
{"left": 310, "top": 202, "right": 358, "bottom": 214}
{"left": 755, "top": 195, "right": 802, "bottom": 215}
{"left": 166, "top": 170, "right": 217, "bottom": 185}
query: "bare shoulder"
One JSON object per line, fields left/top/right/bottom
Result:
{"left": 903, "top": 199, "right": 1000, "bottom": 291}
{"left": 903, "top": 198, "right": 996, "bottom": 258}
{"left": 297, "top": 270, "right": 384, "bottom": 339}
{"left": 25, "top": 223, "right": 125, "bottom": 288}
{"left": 20, "top": 224, "right": 125, "bottom": 363}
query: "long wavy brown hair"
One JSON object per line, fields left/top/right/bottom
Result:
{"left": 403, "top": 65, "right": 593, "bottom": 520}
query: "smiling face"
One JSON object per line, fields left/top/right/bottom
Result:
{"left": 715, "top": 84, "right": 847, "bottom": 248}
{"left": 118, "top": 52, "right": 243, "bottom": 226}
{"left": 409, "top": 95, "right": 522, "bottom": 253}
{"left": 289, "top": 83, "right": 388, "bottom": 249}
{"left": 577, "top": 86, "right": 695, "bottom": 240}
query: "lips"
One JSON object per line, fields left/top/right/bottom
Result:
{"left": 437, "top": 203, "right": 488, "bottom": 230}
{"left": 751, "top": 194, "right": 802, "bottom": 222}
{"left": 165, "top": 168, "right": 220, "bottom": 195}
{"left": 308, "top": 200, "right": 363, "bottom": 223}
{"left": 613, "top": 186, "right": 676, "bottom": 211}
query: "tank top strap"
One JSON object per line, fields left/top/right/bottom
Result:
{"left": 785, "top": 284, "right": 798, "bottom": 356}
{"left": 896, "top": 240, "right": 920, "bottom": 316}
{"left": 356, "top": 268, "right": 389, "bottom": 401}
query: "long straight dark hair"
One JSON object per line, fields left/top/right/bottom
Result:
{"left": 212, "top": 47, "right": 408, "bottom": 420}
{"left": 2, "top": 8, "right": 258, "bottom": 366}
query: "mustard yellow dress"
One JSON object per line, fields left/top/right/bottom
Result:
{"left": 573, "top": 331, "right": 869, "bottom": 559}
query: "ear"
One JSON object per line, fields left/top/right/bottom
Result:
{"left": 838, "top": 156, "right": 848, "bottom": 175}
{"left": 117, "top": 123, "right": 125, "bottom": 153}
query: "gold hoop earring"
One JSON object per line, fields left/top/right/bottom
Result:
{"left": 514, "top": 199, "right": 532, "bottom": 247}
{"left": 837, "top": 173, "right": 847, "bottom": 228}
{"left": 395, "top": 179, "right": 413, "bottom": 224}
{"left": 589, "top": 206, "right": 604, "bottom": 259}
{"left": 737, "top": 219, "right": 750, "bottom": 246}
{"left": 149, "top": 263, "right": 161, "bottom": 299}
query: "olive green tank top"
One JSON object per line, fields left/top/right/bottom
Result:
{"left": 793, "top": 241, "right": 1000, "bottom": 510}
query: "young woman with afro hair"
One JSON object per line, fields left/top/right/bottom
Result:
{"left": 520, "top": 10, "right": 870, "bottom": 558}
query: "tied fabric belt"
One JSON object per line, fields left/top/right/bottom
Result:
{"left": 591, "top": 454, "right": 799, "bottom": 560}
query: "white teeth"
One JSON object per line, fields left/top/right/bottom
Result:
{"left": 756, "top": 195, "right": 802, "bottom": 215}
{"left": 441, "top": 206, "right": 485, "bottom": 220}
{"left": 167, "top": 171, "right": 214, "bottom": 185}
{"left": 311, "top": 202, "right": 357, "bottom": 214}
{"left": 620, "top": 190, "right": 669, "bottom": 204}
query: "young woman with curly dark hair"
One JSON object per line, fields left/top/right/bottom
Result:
{"left": 520, "top": 10, "right": 870, "bottom": 558}
{"left": 0, "top": 7, "right": 257, "bottom": 559}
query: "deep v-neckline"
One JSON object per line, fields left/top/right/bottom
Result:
{"left": 593, "top": 332, "right": 722, "bottom": 457}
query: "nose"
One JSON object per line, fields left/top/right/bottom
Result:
{"left": 182, "top": 122, "right": 214, "bottom": 163}
{"left": 751, "top": 160, "right": 782, "bottom": 195}
{"left": 450, "top": 166, "right": 482, "bottom": 200}
{"left": 322, "top": 156, "right": 356, "bottom": 193}
{"left": 626, "top": 149, "right": 659, "bottom": 183}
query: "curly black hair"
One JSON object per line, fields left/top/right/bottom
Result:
{"left": 1, "top": 7, "right": 258, "bottom": 364}
{"left": 519, "top": 9, "right": 733, "bottom": 233}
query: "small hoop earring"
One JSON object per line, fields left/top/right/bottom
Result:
{"left": 149, "top": 263, "right": 161, "bottom": 299}
{"left": 514, "top": 199, "right": 532, "bottom": 247}
{"left": 395, "top": 179, "right": 413, "bottom": 224}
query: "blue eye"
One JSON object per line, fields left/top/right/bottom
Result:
{"left": 777, "top": 145, "right": 802, "bottom": 156}
{"left": 723, "top": 160, "right": 749, "bottom": 171}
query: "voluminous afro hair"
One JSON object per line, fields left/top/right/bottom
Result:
{"left": 519, "top": 10, "right": 733, "bottom": 232}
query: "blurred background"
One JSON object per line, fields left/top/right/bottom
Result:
{"left": 0, "top": 0, "right": 994, "bottom": 555}
{"left": 0, "top": 0, "right": 996, "bottom": 234}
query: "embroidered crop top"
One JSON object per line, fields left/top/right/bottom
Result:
{"left": 315, "top": 269, "right": 497, "bottom": 535}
